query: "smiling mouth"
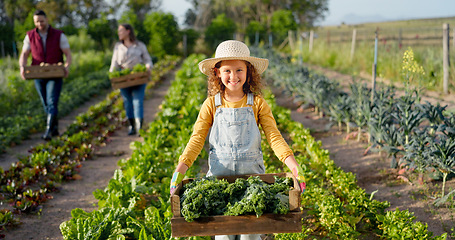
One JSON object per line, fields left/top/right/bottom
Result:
{"left": 229, "top": 80, "right": 240, "bottom": 85}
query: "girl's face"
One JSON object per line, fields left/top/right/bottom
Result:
{"left": 217, "top": 60, "right": 247, "bottom": 95}
{"left": 117, "top": 26, "right": 130, "bottom": 41}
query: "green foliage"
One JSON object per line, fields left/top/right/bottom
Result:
{"left": 60, "top": 55, "right": 200, "bottom": 239}
{"left": 0, "top": 22, "right": 16, "bottom": 56}
{"left": 204, "top": 13, "right": 237, "bottom": 51}
{"left": 349, "top": 81, "right": 371, "bottom": 141}
{"left": 60, "top": 207, "right": 133, "bottom": 240}
{"left": 59, "top": 24, "right": 78, "bottom": 36}
{"left": 271, "top": 10, "right": 298, "bottom": 45}
{"left": 181, "top": 28, "right": 200, "bottom": 55}
{"left": 119, "top": 9, "right": 149, "bottom": 44}
{"left": 392, "top": 89, "right": 424, "bottom": 145}
{"left": 0, "top": 209, "right": 19, "bottom": 231}
{"left": 108, "top": 64, "right": 146, "bottom": 78}
{"left": 87, "top": 14, "right": 116, "bottom": 50}
{"left": 67, "top": 29, "right": 96, "bottom": 53}
{"left": 260, "top": 47, "right": 445, "bottom": 238}
{"left": 0, "top": 50, "right": 111, "bottom": 152}
{"left": 14, "top": 9, "right": 35, "bottom": 44}
{"left": 377, "top": 209, "right": 447, "bottom": 240}
{"left": 132, "top": 63, "right": 147, "bottom": 73}
{"left": 245, "top": 20, "right": 266, "bottom": 45}
{"left": 144, "top": 12, "right": 180, "bottom": 58}
{"left": 180, "top": 176, "right": 293, "bottom": 222}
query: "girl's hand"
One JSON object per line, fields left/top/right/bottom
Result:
{"left": 284, "top": 155, "right": 306, "bottom": 193}
{"left": 292, "top": 165, "right": 306, "bottom": 193}
{"left": 170, "top": 172, "right": 185, "bottom": 195}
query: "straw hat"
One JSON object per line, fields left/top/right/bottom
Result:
{"left": 198, "top": 40, "right": 269, "bottom": 76}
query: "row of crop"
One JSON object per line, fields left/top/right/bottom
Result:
{"left": 265, "top": 92, "right": 445, "bottom": 239}
{"left": 59, "top": 53, "right": 445, "bottom": 239}
{"left": 60, "top": 54, "right": 208, "bottom": 239}
{"left": 0, "top": 56, "right": 180, "bottom": 234}
{"left": 0, "top": 51, "right": 112, "bottom": 153}
{"left": 255, "top": 47, "right": 455, "bottom": 201}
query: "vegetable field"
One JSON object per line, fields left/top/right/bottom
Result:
{"left": 1, "top": 50, "right": 454, "bottom": 239}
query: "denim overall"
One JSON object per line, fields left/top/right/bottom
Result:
{"left": 207, "top": 93, "right": 264, "bottom": 240}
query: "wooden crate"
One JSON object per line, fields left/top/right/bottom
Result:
{"left": 24, "top": 65, "right": 65, "bottom": 79}
{"left": 109, "top": 72, "right": 150, "bottom": 90}
{"left": 170, "top": 172, "right": 302, "bottom": 237}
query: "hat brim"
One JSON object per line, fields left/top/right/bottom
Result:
{"left": 198, "top": 56, "right": 269, "bottom": 76}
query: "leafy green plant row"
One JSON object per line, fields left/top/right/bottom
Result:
{"left": 60, "top": 54, "right": 210, "bottom": 239}
{"left": 263, "top": 92, "right": 446, "bottom": 239}
{"left": 0, "top": 70, "right": 111, "bottom": 153}
{"left": 0, "top": 56, "right": 180, "bottom": 233}
{"left": 0, "top": 51, "right": 113, "bottom": 153}
{"left": 0, "top": 91, "right": 123, "bottom": 214}
{"left": 257, "top": 47, "right": 455, "bottom": 200}
{"left": 0, "top": 50, "right": 112, "bottom": 118}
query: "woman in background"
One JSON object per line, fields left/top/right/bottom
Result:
{"left": 110, "top": 24, "right": 153, "bottom": 135}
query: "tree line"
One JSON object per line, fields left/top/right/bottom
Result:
{"left": 0, "top": 0, "right": 328, "bottom": 58}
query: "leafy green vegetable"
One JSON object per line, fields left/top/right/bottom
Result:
{"left": 180, "top": 176, "right": 293, "bottom": 222}
{"left": 132, "top": 64, "right": 147, "bottom": 73}
{"left": 180, "top": 177, "right": 230, "bottom": 222}
{"left": 109, "top": 64, "right": 147, "bottom": 79}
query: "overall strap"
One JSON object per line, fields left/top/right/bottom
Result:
{"left": 215, "top": 93, "right": 222, "bottom": 107}
{"left": 247, "top": 93, "right": 254, "bottom": 106}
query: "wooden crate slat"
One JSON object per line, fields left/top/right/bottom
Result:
{"left": 24, "top": 65, "right": 65, "bottom": 79}
{"left": 110, "top": 72, "right": 150, "bottom": 90}
{"left": 171, "top": 212, "right": 303, "bottom": 237}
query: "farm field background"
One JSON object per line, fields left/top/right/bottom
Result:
{"left": 288, "top": 17, "right": 455, "bottom": 94}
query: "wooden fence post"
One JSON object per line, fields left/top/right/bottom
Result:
{"left": 327, "top": 30, "right": 330, "bottom": 45}
{"left": 299, "top": 31, "right": 303, "bottom": 65}
{"left": 443, "top": 23, "right": 450, "bottom": 94}
{"left": 255, "top": 31, "right": 259, "bottom": 46}
{"left": 309, "top": 30, "right": 314, "bottom": 53}
{"left": 269, "top": 33, "right": 273, "bottom": 48}
{"left": 372, "top": 28, "right": 379, "bottom": 102}
{"left": 288, "top": 30, "right": 295, "bottom": 52}
{"left": 350, "top": 29, "right": 357, "bottom": 61}
{"left": 183, "top": 34, "right": 187, "bottom": 58}
{"left": 1, "top": 41, "right": 4, "bottom": 58}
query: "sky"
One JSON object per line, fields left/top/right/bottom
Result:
{"left": 160, "top": 0, "right": 455, "bottom": 27}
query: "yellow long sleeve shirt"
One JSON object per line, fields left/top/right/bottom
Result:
{"left": 179, "top": 94, "right": 294, "bottom": 168}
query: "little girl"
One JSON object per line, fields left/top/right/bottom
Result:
{"left": 170, "top": 40, "right": 305, "bottom": 240}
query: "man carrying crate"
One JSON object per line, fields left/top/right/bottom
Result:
{"left": 19, "top": 10, "right": 72, "bottom": 140}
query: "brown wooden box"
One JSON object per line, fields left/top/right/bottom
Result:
{"left": 109, "top": 72, "right": 150, "bottom": 90}
{"left": 24, "top": 65, "right": 65, "bottom": 79}
{"left": 170, "top": 172, "right": 302, "bottom": 237}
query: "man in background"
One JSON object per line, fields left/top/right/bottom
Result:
{"left": 19, "top": 10, "right": 72, "bottom": 140}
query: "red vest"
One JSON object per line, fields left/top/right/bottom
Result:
{"left": 27, "top": 26, "right": 64, "bottom": 65}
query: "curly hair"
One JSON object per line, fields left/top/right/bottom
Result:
{"left": 207, "top": 60, "right": 264, "bottom": 97}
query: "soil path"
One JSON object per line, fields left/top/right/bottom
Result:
{"left": 2, "top": 70, "right": 175, "bottom": 240}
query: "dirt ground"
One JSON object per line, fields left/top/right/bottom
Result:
{"left": 1, "top": 65, "right": 455, "bottom": 239}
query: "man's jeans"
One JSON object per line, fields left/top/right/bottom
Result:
{"left": 34, "top": 78, "right": 63, "bottom": 115}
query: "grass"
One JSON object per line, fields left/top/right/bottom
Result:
{"left": 288, "top": 16, "right": 455, "bottom": 93}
